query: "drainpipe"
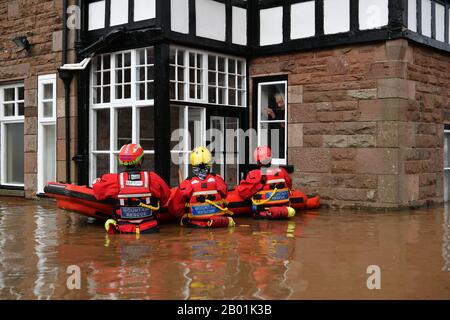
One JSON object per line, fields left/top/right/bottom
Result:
{"left": 60, "top": 0, "right": 72, "bottom": 183}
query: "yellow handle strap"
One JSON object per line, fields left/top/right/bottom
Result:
{"left": 205, "top": 199, "right": 232, "bottom": 215}
{"left": 251, "top": 188, "right": 278, "bottom": 206}
{"left": 138, "top": 201, "right": 160, "bottom": 211}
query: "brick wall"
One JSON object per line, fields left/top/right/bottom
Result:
{"left": 249, "top": 39, "right": 450, "bottom": 209}
{"left": 0, "top": 0, "right": 76, "bottom": 197}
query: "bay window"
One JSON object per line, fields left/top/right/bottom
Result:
{"left": 90, "top": 48, "right": 155, "bottom": 183}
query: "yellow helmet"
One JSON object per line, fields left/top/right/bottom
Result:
{"left": 190, "top": 146, "right": 212, "bottom": 167}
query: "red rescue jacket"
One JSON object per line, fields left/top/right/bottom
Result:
{"left": 237, "top": 166, "right": 292, "bottom": 200}
{"left": 178, "top": 174, "right": 229, "bottom": 220}
{"left": 93, "top": 171, "right": 171, "bottom": 205}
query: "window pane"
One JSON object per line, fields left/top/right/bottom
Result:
{"left": 117, "top": 108, "right": 132, "bottom": 149}
{"left": 18, "top": 87, "right": 24, "bottom": 100}
{"left": 95, "top": 154, "right": 110, "bottom": 178}
{"left": 138, "top": 83, "right": 146, "bottom": 100}
{"left": 4, "top": 88, "right": 14, "bottom": 102}
{"left": 5, "top": 123, "right": 24, "bottom": 184}
{"left": 170, "top": 106, "right": 185, "bottom": 150}
{"left": 260, "top": 122, "right": 285, "bottom": 161}
{"left": 141, "top": 153, "right": 155, "bottom": 172}
{"left": 218, "top": 57, "right": 225, "bottom": 72}
{"left": 42, "top": 125, "right": 56, "bottom": 185}
{"left": 43, "top": 102, "right": 53, "bottom": 118}
{"left": 208, "top": 87, "right": 216, "bottom": 103}
{"left": 228, "top": 59, "right": 236, "bottom": 74}
{"left": 103, "top": 55, "right": 111, "bottom": 69}
{"left": 43, "top": 84, "right": 53, "bottom": 100}
{"left": 18, "top": 102, "right": 24, "bottom": 116}
{"left": 4, "top": 103, "right": 14, "bottom": 116}
{"left": 103, "top": 71, "right": 111, "bottom": 85}
{"left": 259, "top": 82, "right": 287, "bottom": 160}
{"left": 208, "top": 55, "right": 216, "bottom": 70}
{"left": 260, "top": 83, "right": 286, "bottom": 121}
{"left": 139, "top": 107, "right": 154, "bottom": 150}
{"left": 96, "top": 109, "right": 110, "bottom": 150}
{"left": 103, "top": 87, "right": 111, "bottom": 103}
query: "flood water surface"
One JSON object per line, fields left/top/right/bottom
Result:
{"left": 0, "top": 197, "right": 449, "bottom": 300}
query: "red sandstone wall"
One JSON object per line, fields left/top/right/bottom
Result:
{"left": 0, "top": 0, "right": 77, "bottom": 197}
{"left": 249, "top": 39, "right": 449, "bottom": 209}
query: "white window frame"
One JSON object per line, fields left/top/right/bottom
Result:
{"left": 0, "top": 83, "right": 25, "bottom": 187}
{"left": 257, "top": 80, "right": 288, "bottom": 166}
{"left": 37, "top": 74, "right": 57, "bottom": 193}
{"left": 444, "top": 129, "right": 450, "bottom": 202}
{"left": 209, "top": 115, "right": 240, "bottom": 184}
{"left": 171, "top": 106, "right": 206, "bottom": 180}
{"left": 89, "top": 48, "right": 155, "bottom": 184}
{"left": 170, "top": 46, "right": 247, "bottom": 108}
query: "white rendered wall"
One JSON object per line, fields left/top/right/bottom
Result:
{"left": 421, "top": 0, "right": 432, "bottom": 37}
{"left": 134, "top": 0, "right": 155, "bottom": 22}
{"left": 435, "top": 2, "right": 445, "bottom": 42}
{"left": 196, "top": 0, "right": 226, "bottom": 41}
{"left": 232, "top": 6, "right": 247, "bottom": 45}
{"left": 291, "top": 1, "right": 315, "bottom": 39}
{"left": 88, "top": 1, "right": 105, "bottom": 31}
{"left": 359, "top": 0, "right": 389, "bottom": 30}
{"left": 324, "top": 0, "right": 350, "bottom": 34}
{"left": 408, "top": 0, "right": 417, "bottom": 32}
{"left": 260, "top": 6, "right": 283, "bottom": 46}
{"left": 110, "top": 0, "right": 129, "bottom": 26}
{"left": 171, "top": 0, "right": 189, "bottom": 33}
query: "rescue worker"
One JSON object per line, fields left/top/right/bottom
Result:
{"left": 93, "top": 143, "right": 171, "bottom": 234}
{"left": 237, "top": 146, "right": 296, "bottom": 220}
{"left": 177, "top": 146, "right": 235, "bottom": 228}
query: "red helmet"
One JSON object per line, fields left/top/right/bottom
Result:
{"left": 118, "top": 144, "right": 144, "bottom": 167}
{"left": 254, "top": 146, "right": 272, "bottom": 165}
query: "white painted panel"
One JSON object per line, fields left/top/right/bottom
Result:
{"left": 110, "top": 0, "right": 129, "bottom": 26}
{"left": 260, "top": 7, "right": 283, "bottom": 46}
{"left": 324, "top": 0, "right": 350, "bottom": 34}
{"left": 88, "top": 1, "right": 105, "bottom": 31}
{"left": 232, "top": 6, "right": 247, "bottom": 45}
{"left": 421, "top": 0, "right": 432, "bottom": 37}
{"left": 359, "top": 0, "right": 388, "bottom": 30}
{"left": 171, "top": 0, "right": 189, "bottom": 33}
{"left": 134, "top": 0, "right": 155, "bottom": 22}
{"left": 196, "top": 0, "right": 226, "bottom": 41}
{"left": 435, "top": 2, "right": 445, "bottom": 42}
{"left": 408, "top": 0, "right": 417, "bottom": 32}
{"left": 291, "top": 1, "right": 315, "bottom": 39}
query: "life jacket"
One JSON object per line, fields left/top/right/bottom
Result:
{"left": 183, "top": 175, "right": 231, "bottom": 221}
{"left": 251, "top": 168, "right": 291, "bottom": 207}
{"left": 113, "top": 171, "right": 160, "bottom": 234}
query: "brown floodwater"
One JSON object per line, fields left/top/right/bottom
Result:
{"left": 0, "top": 196, "right": 449, "bottom": 300}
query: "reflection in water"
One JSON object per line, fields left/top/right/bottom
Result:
{"left": 0, "top": 198, "right": 449, "bottom": 299}
{"left": 34, "top": 207, "right": 59, "bottom": 299}
{"left": 443, "top": 207, "right": 450, "bottom": 272}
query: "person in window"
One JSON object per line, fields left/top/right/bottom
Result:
{"left": 93, "top": 144, "right": 171, "bottom": 235}
{"left": 236, "top": 146, "right": 296, "bottom": 220}
{"left": 264, "top": 92, "right": 286, "bottom": 159}
{"left": 172, "top": 146, "right": 235, "bottom": 228}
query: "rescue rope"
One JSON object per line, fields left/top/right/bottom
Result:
{"left": 251, "top": 188, "right": 278, "bottom": 206}
{"left": 138, "top": 201, "right": 160, "bottom": 211}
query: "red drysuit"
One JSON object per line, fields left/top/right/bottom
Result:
{"left": 236, "top": 166, "right": 292, "bottom": 200}
{"left": 93, "top": 171, "right": 171, "bottom": 205}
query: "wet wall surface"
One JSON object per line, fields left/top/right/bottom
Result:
{"left": 0, "top": 197, "right": 449, "bottom": 300}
